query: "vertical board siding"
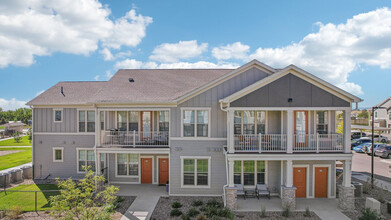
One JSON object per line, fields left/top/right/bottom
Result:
{"left": 34, "top": 108, "right": 77, "bottom": 132}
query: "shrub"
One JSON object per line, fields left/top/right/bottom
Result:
{"left": 200, "top": 205, "right": 208, "bottom": 212}
{"left": 6, "top": 206, "right": 23, "bottom": 219}
{"left": 187, "top": 208, "right": 200, "bottom": 217}
{"left": 181, "top": 214, "right": 190, "bottom": 220}
{"left": 282, "top": 205, "right": 290, "bottom": 217}
{"left": 204, "top": 205, "right": 219, "bottom": 218}
{"left": 192, "top": 200, "right": 204, "bottom": 207}
{"left": 170, "top": 209, "right": 182, "bottom": 217}
{"left": 211, "top": 216, "right": 220, "bottom": 220}
{"left": 172, "top": 201, "right": 183, "bottom": 208}
{"left": 359, "top": 208, "right": 381, "bottom": 220}
{"left": 260, "top": 205, "right": 266, "bottom": 218}
{"left": 196, "top": 214, "right": 207, "bottom": 220}
{"left": 13, "top": 131, "right": 22, "bottom": 143}
{"left": 304, "top": 207, "right": 311, "bottom": 217}
{"left": 206, "top": 199, "right": 221, "bottom": 208}
{"left": 217, "top": 208, "right": 232, "bottom": 218}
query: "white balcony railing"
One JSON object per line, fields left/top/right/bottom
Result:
{"left": 102, "top": 131, "right": 169, "bottom": 147}
{"left": 233, "top": 133, "right": 344, "bottom": 153}
{"left": 234, "top": 134, "right": 287, "bottom": 152}
{"left": 293, "top": 133, "right": 344, "bottom": 152}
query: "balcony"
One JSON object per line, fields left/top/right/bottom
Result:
{"left": 102, "top": 131, "right": 169, "bottom": 147}
{"left": 233, "top": 133, "right": 343, "bottom": 153}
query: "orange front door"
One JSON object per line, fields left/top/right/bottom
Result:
{"left": 141, "top": 158, "right": 153, "bottom": 183}
{"left": 315, "top": 167, "right": 328, "bottom": 198}
{"left": 159, "top": 158, "right": 169, "bottom": 184}
{"left": 293, "top": 167, "right": 307, "bottom": 198}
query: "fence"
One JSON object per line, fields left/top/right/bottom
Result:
{"left": 0, "top": 189, "right": 60, "bottom": 212}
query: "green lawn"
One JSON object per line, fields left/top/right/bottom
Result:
{"left": 0, "top": 147, "right": 32, "bottom": 170}
{"left": 0, "top": 135, "right": 31, "bottom": 146}
{"left": 0, "top": 184, "right": 59, "bottom": 211}
{"left": 0, "top": 125, "right": 4, "bottom": 129}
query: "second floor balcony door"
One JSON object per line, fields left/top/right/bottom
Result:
{"left": 141, "top": 111, "right": 152, "bottom": 139}
{"left": 295, "top": 111, "right": 308, "bottom": 148}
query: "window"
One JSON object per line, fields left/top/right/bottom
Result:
{"left": 79, "top": 110, "right": 95, "bottom": 132}
{"left": 99, "top": 153, "right": 105, "bottom": 173}
{"left": 375, "top": 111, "right": 378, "bottom": 118}
{"left": 53, "top": 147, "right": 63, "bottom": 162}
{"left": 316, "top": 111, "right": 328, "bottom": 134}
{"left": 117, "top": 111, "right": 127, "bottom": 131}
{"left": 182, "top": 157, "right": 210, "bottom": 187}
{"left": 159, "top": 111, "right": 169, "bottom": 132}
{"left": 234, "top": 111, "right": 266, "bottom": 135}
{"left": 100, "top": 111, "right": 105, "bottom": 131}
{"left": 78, "top": 149, "right": 95, "bottom": 172}
{"left": 182, "top": 109, "right": 209, "bottom": 137}
{"left": 53, "top": 109, "right": 62, "bottom": 122}
{"left": 116, "top": 153, "right": 139, "bottom": 176}
{"left": 233, "top": 160, "right": 266, "bottom": 186}
{"left": 128, "top": 112, "right": 139, "bottom": 131}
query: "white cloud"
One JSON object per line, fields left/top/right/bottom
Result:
{"left": 149, "top": 40, "right": 208, "bottom": 63}
{"left": 105, "top": 70, "right": 113, "bottom": 79}
{"left": 0, "top": 1, "right": 152, "bottom": 68}
{"left": 99, "top": 48, "right": 114, "bottom": 61}
{"left": 0, "top": 98, "right": 27, "bottom": 110}
{"left": 35, "top": 90, "right": 44, "bottom": 97}
{"left": 212, "top": 42, "right": 250, "bottom": 60}
{"left": 114, "top": 59, "right": 238, "bottom": 69}
{"left": 94, "top": 75, "right": 100, "bottom": 81}
{"left": 249, "top": 8, "right": 391, "bottom": 95}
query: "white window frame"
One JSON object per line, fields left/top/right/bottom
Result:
{"left": 180, "top": 108, "right": 211, "bottom": 138}
{"left": 53, "top": 108, "right": 63, "bottom": 123}
{"left": 315, "top": 110, "right": 330, "bottom": 134}
{"left": 77, "top": 109, "right": 95, "bottom": 133}
{"left": 234, "top": 111, "right": 268, "bottom": 135}
{"left": 234, "top": 160, "right": 268, "bottom": 188}
{"left": 52, "top": 147, "right": 64, "bottom": 162}
{"left": 76, "top": 148, "right": 95, "bottom": 174}
{"left": 115, "top": 153, "right": 141, "bottom": 178}
{"left": 180, "top": 156, "right": 211, "bottom": 188}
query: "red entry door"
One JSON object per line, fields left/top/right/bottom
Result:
{"left": 159, "top": 158, "right": 169, "bottom": 184}
{"left": 141, "top": 158, "right": 153, "bottom": 183}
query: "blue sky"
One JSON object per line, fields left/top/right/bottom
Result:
{"left": 1, "top": 0, "right": 391, "bottom": 110}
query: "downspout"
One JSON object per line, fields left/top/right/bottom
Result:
{"left": 93, "top": 104, "right": 98, "bottom": 190}
{"left": 220, "top": 101, "right": 229, "bottom": 207}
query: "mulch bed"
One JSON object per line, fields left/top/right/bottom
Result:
{"left": 151, "top": 196, "right": 320, "bottom": 220}
{"left": 342, "top": 177, "right": 391, "bottom": 220}
{"left": 2, "top": 196, "right": 135, "bottom": 220}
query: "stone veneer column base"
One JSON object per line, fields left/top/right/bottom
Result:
{"left": 281, "top": 186, "right": 296, "bottom": 210}
{"left": 338, "top": 185, "right": 355, "bottom": 211}
{"left": 225, "top": 187, "right": 237, "bottom": 210}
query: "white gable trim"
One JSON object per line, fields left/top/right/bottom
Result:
{"left": 220, "top": 65, "right": 362, "bottom": 104}
{"left": 175, "top": 60, "right": 276, "bottom": 104}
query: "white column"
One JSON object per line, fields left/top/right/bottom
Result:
{"left": 96, "top": 110, "right": 101, "bottom": 146}
{"left": 343, "top": 160, "right": 352, "bottom": 187}
{"left": 228, "top": 160, "right": 235, "bottom": 187}
{"left": 228, "top": 109, "right": 235, "bottom": 153}
{"left": 344, "top": 108, "right": 351, "bottom": 153}
{"left": 286, "top": 160, "right": 293, "bottom": 187}
{"left": 287, "top": 110, "right": 293, "bottom": 153}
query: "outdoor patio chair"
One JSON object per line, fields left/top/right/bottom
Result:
{"left": 255, "top": 184, "right": 270, "bottom": 200}
{"left": 234, "top": 184, "right": 246, "bottom": 200}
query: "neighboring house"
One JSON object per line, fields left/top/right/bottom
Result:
{"left": 26, "top": 60, "right": 362, "bottom": 211}
{"left": 387, "top": 106, "right": 391, "bottom": 133}
{"left": 371, "top": 97, "right": 391, "bottom": 128}
{"left": 3, "top": 121, "right": 25, "bottom": 136}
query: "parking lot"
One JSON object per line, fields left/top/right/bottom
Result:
{"left": 352, "top": 151, "right": 391, "bottom": 181}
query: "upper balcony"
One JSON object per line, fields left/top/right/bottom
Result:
{"left": 97, "top": 110, "right": 169, "bottom": 148}
{"left": 227, "top": 109, "right": 350, "bottom": 154}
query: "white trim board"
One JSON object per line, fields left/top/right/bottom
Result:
{"left": 293, "top": 164, "right": 310, "bottom": 198}
{"left": 52, "top": 147, "right": 64, "bottom": 162}
{"left": 312, "top": 164, "right": 333, "bottom": 198}
{"left": 34, "top": 132, "right": 95, "bottom": 136}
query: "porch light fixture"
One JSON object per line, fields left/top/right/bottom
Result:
{"left": 288, "top": 98, "right": 293, "bottom": 103}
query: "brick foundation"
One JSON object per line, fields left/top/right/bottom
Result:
{"left": 281, "top": 186, "right": 296, "bottom": 210}
{"left": 225, "top": 187, "right": 237, "bottom": 210}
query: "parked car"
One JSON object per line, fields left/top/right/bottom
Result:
{"left": 361, "top": 143, "right": 372, "bottom": 153}
{"left": 351, "top": 131, "right": 366, "bottom": 140}
{"left": 351, "top": 137, "right": 371, "bottom": 149}
{"left": 353, "top": 143, "right": 367, "bottom": 153}
{"left": 366, "top": 143, "right": 386, "bottom": 155}
{"left": 374, "top": 145, "right": 391, "bottom": 158}
{"left": 367, "top": 134, "right": 388, "bottom": 143}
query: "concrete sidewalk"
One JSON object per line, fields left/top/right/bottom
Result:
{"left": 115, "top": 184, "right": 167, "bottom": 220}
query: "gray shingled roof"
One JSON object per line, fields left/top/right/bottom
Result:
{"left": 27, "top": 69, "right": 233, "bottom": 105}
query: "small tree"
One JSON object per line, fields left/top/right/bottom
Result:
{"left": 50, "top": 166, "right": 119, "bottom": 220}
{"left": 13, "top": 131, "right": 22, "bottom": 143}
{"left": 27, "top": 128, "right": 32, "bottom": 143}
{"left": 336, "top": 121, "right": 343, "bottom": 134}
